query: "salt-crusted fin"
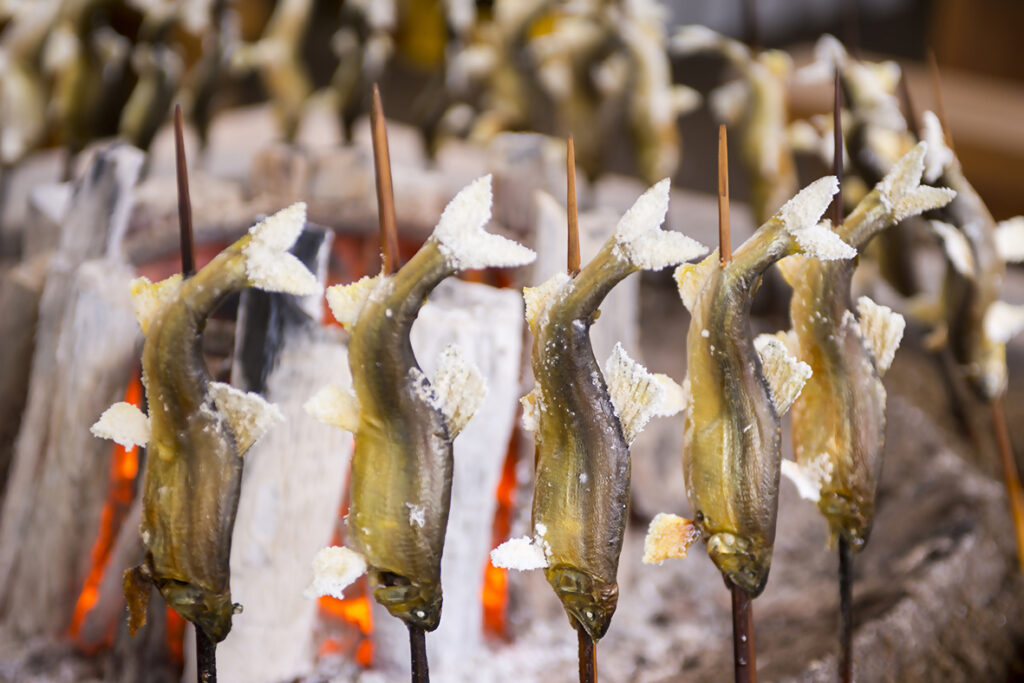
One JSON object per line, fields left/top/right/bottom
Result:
{"left": 777, "top": 176, "right": 854, "bottom": 260}
{"left": 432, "top": 344, "right": 486, "bottom": 439}
{"left": 91, "top": 402, "right": 150, "bottom": 448}
{"left": 613, "top": 179, "right": 707, "bottom": 271}
{"left": 921, "top": 111, "right": 955, "bottom": 183}
{"left": 642, "top": 513, "right": 700, "bottom": 564}
{"left": 432, "top": 174, "right": 536, "bottom": 270}
{"left": 490, "top": 537, "right": 549, "bottom": 571}
{"left": 776, "top": 254, "right": 809, "bottom": 288}
{"left": 753, "top": 333, "right": 812, "bottom": 416}
{"left": 672, "top": 84, "right": 702, "bottom": 117}
{"left": 709, "top": 80, "right": 748, "bottom": 127}
{"left": 674, "top": 252, "right": 718, "bottom": 313}
{"left": 520, "top": 387, "right": 542, "bottom": 433}
{"left": 930, "top": 220, "right": 976, "bottom": 278}
{"left": 303, "top": 546, "right": 368, "bottom": 599}
{"left": 123, "top": 565, "right": 151, "bottom": 636}
{"left": 984, "top": 301, "right": 1024, "bottom": 344}
{"left": 781, "top": 459, "right": 824, "bottom": 502}
{"left": 877, "top": 142, "right": 957, "bottom": 223}
{"left": 130, "top": 274, "right": 183, "bottom": 336}
{"left": 523, "top": 272, "right": 571, "bottom": 334}
{"left": 996, "top": 216, "right": 1024, "bottom": 263}
{"left": 794, "top": 34, "right": 846, "bottom": 85}
{"left": 208, "top": 381, "right": 284, "bottom": 455}
{"left": 772, "top": 328, "right": 800, "bottom": 356}
{"left": 304, "top": 384, "right": 360, "bottom": 433}
{"left": 243, "top": 202, "right": 320, "bottom": 296}
{"left": 325, "top": 273, "right": 386, "bottom": 331}
{"left": 856, "top": 296, "right": 905, "bottom": 375}
{"left": 604, "top": 343, "right": 683, "bottom": 445}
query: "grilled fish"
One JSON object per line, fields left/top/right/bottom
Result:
{"left": 305, "top": 175, "right": 536, "bottom": 632}
{"left": 91, "top": 203, "right": 320, "bottom": 642}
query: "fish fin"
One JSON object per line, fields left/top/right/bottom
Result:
{"left": 856, "top": 296, "right": 905, "bottom": 375}
{"left": 996, "top": 216, "right": 1024, "bottom": 263}
{"left": 672, "top": 84, "right": 702, "bottom": 117}
{"left": 613, "top": 179, "right": 707, "bottom": 271}
{"left": 432, "top": 175, "right": 536, "bottom": 270}
{"left": 642, "top": 513, "right": 700, "bottom": 564}
{"left": 772, "top": 328, "right": 800, "bottom": 355}
{"left": 604, "top": 343, "right": 683, "bottom": 445}
{"left": 929, "top": 220, "right": 976, "bottom": 277}
{"left": 708, "top": 80, "right": 748, "bottom": 127}
{"left": 208, "top": 382, "right": 284, "bottom": 455}
{"left": 776, "top": 254, "right": 809, "bottom": 288}
{"left": 793, "top": 34, "right": 847, "bottom": 85}
{"left": 432, "top": 344, "right": 487, "bottom": 438}
{"left": 777, "top": 177, "right": 855, "bottom": 260}
{"left": 130, "top": 274, "right": 183, "bottom": 336}
{"left": 921, "top": 111, "right": 956, "bottom": 183}
{"left": 780, "top": 459, "right": 824, "bottom": 502}
{"left": 91, "top": 402, "right": 150, "bottom": 448}
{"left": 490, "top": 537, "right": 549, "bottom": 571}
{"left": 243, "top": 202, "right": 320, "bottom": 296}
{"left": 123, "top": 565, "right": 151, "bottom": 636}
{"left": 754, "top": 333, "right": 812, "bottom": 416}
{"left": 304, "top": 384, "right": 360, "bottom": 433}
{"left": 669, "top": 25, "right": 749, "bottom": 63}
{"left": 984, "top": 301, "right": 1024, "bottom": 344}
{"left": 304, "top": 546, "right": 368, "bottom": 599}
{"left": 877, "top": 141, "right": 956, "bottom": 222}
{"left": 523, "top": 272, "right": 571, "bottom": 334}
{"left": 325, "top": 273, "right": 387, "bottom": 331}
{"left": 674, "top": 252, "right": 718, "bottom": 312}
{"left": 520, "top": 387, "right": 542, "bottom": 433}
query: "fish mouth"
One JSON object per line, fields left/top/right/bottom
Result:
{"left": 369, "top": 570, "right": 443, "bottom": 632}
{"left": 156, "top": 577, "right": 235, "bottom": 643}
{"left": 819, "top": 492, "right": 871, "bottom": 551}
{"left": 706, "top": 532, "right": 770, "bottom": 597}
{"left": 545, "top": 565, "right": 618, "bottom": 641}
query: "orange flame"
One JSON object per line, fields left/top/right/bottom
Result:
{"left": 70, "top": 371, "right": 143, "bottom": 649}
{"left": 482, "top": 431, "right": 519, "bottom": 639}
{"left": 165, "top": 608, "right": 187, "bottom": 666}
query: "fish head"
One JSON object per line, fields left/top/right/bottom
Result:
{"left": 707, "top": 532, "right": 770, "bottom": 597}
{"left": 545, "top": 565, "right": 619, "bottom": 640}
{"left": 157, "top": 577, "right": 235, "bottom": 643}
{"left": 819, "top": 492, "right": 871, "bottom": 552}
{"left": 369, "top": 570, "right": 443, "bottom": 632}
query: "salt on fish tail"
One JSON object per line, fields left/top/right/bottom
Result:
{"left": 856, "top": 296, "right": 906, "bottom": 376}
{"left": 777, "top": 176, "right": 855, "bottom": 261}
{"left": 432, "top": 174, "right": 536, "bottom": 270}
{"left": 130, "top": 274, "right": 183, "bottom": 336}
{"left": 604, "top": 342, "right": 684, "bottom": 445}
{"left": 523, "top": 272, "right": 571, "bottom": 334}
{"left": 753, "top": 333, "right": 812, "bottom": 416}
{"left": 674, "top": 251, "right": 718, "bottom": 313}
{"left": 207, "top": 381, "right": 284, "bottom": 455}
{"left": 91, "top": 401, "right": 150, "bottom": 449}
{"left": 431, "top": 344, "right": 486, "bottom": 439}
{"left": 877, "top": 141, "right": 956, "bottom": 222}
{"left": 243, "top": 202, "right": 320, "bottom": 296}
{"left": 613, "top": 178, "right": 708, "bottom": 271}
{"left": 304, "top": 384, "right": 360, "bottom": 433}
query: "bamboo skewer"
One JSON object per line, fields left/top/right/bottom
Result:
{"left": 927, "top": 50, "right": 954, "bottom": 154}
{"left": 831, "top": 71, "right": 855, "bottom": 683}
{"left": 566, "top": 135, "right": 597, "bottom": 683}
{"left": 176, "top": 103, "right": 218, "bottom": 683}
{"left": 992, "top": 398, "right": 1024, "bottom": 571}
{"left": 719, "top": 123, "right": 755, "bottom": 683}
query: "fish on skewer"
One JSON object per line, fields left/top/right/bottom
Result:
{"left": 91, "top": 203, "right": 321, "bottom": 642}
{"left": 780, "top": 142, "right": 956, "bottom": 549}
{"left": 305, "top": 175, "right": 536, "bottom": 632}
{"left": 491, "top": 179, "right": 706, "bottom": 640}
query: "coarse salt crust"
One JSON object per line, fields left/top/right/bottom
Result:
{"left": 930, "top": 220, "right": 976, "bottom": 277}
{"left": 243, "top": 202, "right": 321, "bottom": 296}
{"left": 490, "top": 537, "right": 548, "bottom": 571}
{"left": 877, "top": 142, "right": 957, "bottom": 223}
{"left": 431, "top": 344, "right": 487, "bottom": 438}
{"left": 409, "top": 367, "right": 443, "bottom": 413}
{"left": 612, "top": 179, "right": 707, "bottom": 270}
{"left": 604, "top": 342, "right": 684, "bottom": 445}
{"left": 921, "top": 111, "right": 955, "bottom": 183}
{"left": 753, "top": 333, "right": 812, "bottom": 416}
{"left": 674, "top": 252, "right": 717, "bottom": 313}
{"left": 304, "top": 384, "right": 360, "bottom": 433}
{"left": 520, "top": 387, "right": 542, "bottom": 433}
{"left": 996, "top": 216, "right": 1024, "bottom": 264}
{"left": 984, "top": 301, "right": 1024, "bottom": 345}
{"left": 433, "top": 175, "right": 536, "bottom": 270}
{"left": 304, "top": 546, "right": 368, "bottom": 599}
{"left": 523, "top": 272, "right": 571, "bottom": 333}
{"left": 777, "top": 176, "right": 855, "bottom": 261}
{"left": 781, "top": 454, "right": 834, "bottom": 503}
{"left": 642, "top": 513, "right": 700, "bottom": 564}
{"left": 91, "top": 401, "right": 150, "bottom": 449}
{"left": 130, "top": 274, "right": 183, "bottom": 336}
{"left": 856, "top": 297, "right": 905, "bottom": 374}
{"left": 326, "top": 273, "right": 387, "bottom": 330}
{"left": 208, "top": 381, "right": 284, "bottom": 454}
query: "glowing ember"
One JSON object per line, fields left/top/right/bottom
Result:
{"left": 70, "top": 370, "right": 143, "bottom": 650}
{"left": 165, "top": 607, "right": 187, "bottom": 666}
{"left": 483, "top": 432, "right": 519, "bottom": 639}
